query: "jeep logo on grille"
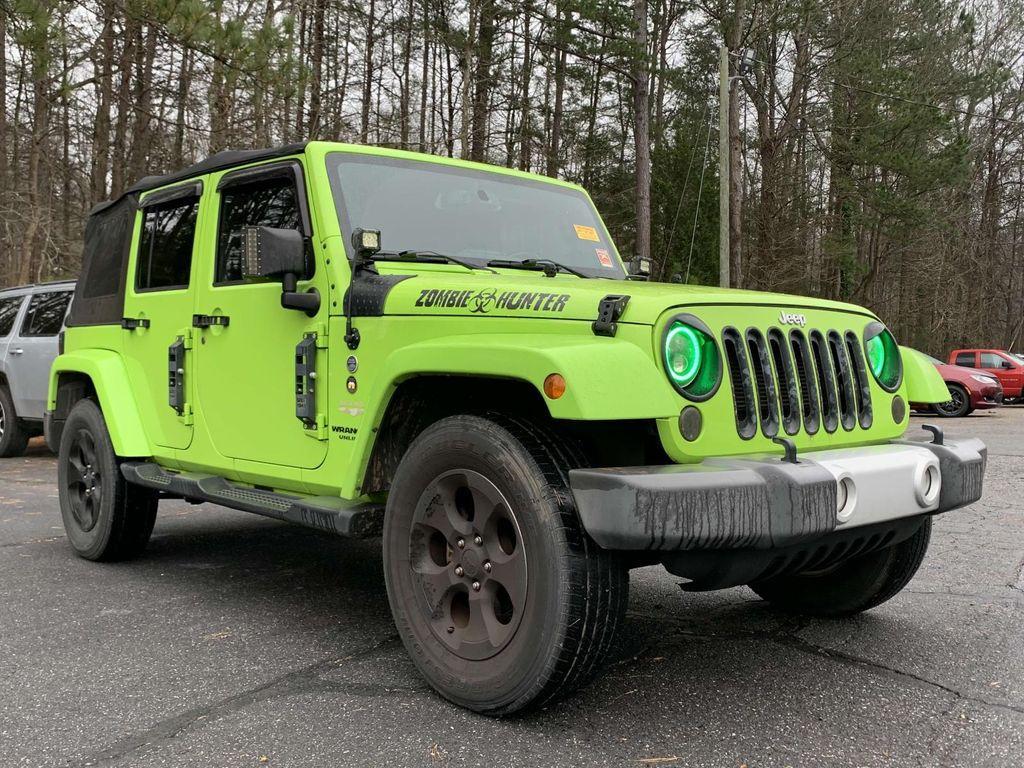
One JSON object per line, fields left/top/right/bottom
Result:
{"left": 779, "top": 311, "right": 807, "bottom": 327}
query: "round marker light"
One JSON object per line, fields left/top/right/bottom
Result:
{"left": 543, "top": 373, "right": 566, "bottom": 400}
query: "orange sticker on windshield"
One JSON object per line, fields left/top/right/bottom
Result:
{"left": 595, "top": 248, "right": 613, "bottom": 267}
{"left": 573, "top": 224, "right": 600, "bottom": 242}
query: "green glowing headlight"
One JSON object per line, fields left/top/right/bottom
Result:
{"left": 662, "top": 319, "right": 721, "bottom": 399}
{"left": 664, "top": 324, "right": 702, "bottom": 387}
{"left": 864, "top": 324, "right": 902, "bottom": 391}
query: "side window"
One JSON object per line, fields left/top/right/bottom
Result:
{"left": 0, "top": 296, "right": 24, "bottom": 336}
{"left": 20, "top": 291, "right": 72, "bottom": 337}
{"left": 216, "top": 176, "right": 304, "bottom": 283}
{"left": 980, "top": 352, "right": 1005, "bottom": 369}
{"left": 136, "top": 197, "right": 199, "bottom": 291}
{"left": 954, "top": 352, "right": 975, "bottom": 367}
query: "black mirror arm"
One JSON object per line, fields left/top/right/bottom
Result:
{"left": 280, "top": 272, "right": 320, "bottom": 317}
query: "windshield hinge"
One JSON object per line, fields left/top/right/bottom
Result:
{"left": 592, "top": 295, "right": 630, "bottom": 337}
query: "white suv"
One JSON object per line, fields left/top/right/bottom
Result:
{"left": 0, "top": 281, "right": 75, "bottom": 456}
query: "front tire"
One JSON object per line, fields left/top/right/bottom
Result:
{"left": 58, "top": 399, "right": 158, "bottom": 561}
{"left": 933, "top": 384, "right": 970, "bottom": 417}
{"left": 749, "top": 517, "right": 932, "bottom": 617}
{"left": 383, "top": 414, "right": 628, "bottom": 715}
{"left": 0, "top": 385, "right": 29, "bottom": 457}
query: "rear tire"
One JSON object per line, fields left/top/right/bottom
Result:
{"left": 933, "top": 383, "right": 969, "bottom": 417}
{"left": 383, "top": 414, "right": 628, "bottom": 715}
{"left": 749, "top": 517, "right": 932, "bottom": 617}
{"left": 58, "top": 399, "right": 158, "bottom": 561}
{"left": 0, "top": 385, "right": 29, "bottom": 457}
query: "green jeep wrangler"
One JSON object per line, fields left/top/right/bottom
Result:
{"left": 49, "top": 142, "right": 986, "bottom": 715}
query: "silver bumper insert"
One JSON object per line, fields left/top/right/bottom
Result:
{"left": 568, "top": 438, "right": 986, "bottom": 552}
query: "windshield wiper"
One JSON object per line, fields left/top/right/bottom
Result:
{"left": 371, "top": 249, "right": 497, "bottom": 273}
{"left": 486, "top": 258, "right": 590, "bottom": 279}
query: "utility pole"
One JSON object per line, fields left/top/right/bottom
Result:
{"left": 718, "top": 44, "right": 729, "bottom": 289}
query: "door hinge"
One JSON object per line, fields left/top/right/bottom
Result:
{"left": 168, "top": 336, "right": 187, "bottom": 415}
{"left": 592, "top": 294, "right": 631, "bottom": 337}
{"left": 295, "top": 333, "right": 326, "bottom": 439}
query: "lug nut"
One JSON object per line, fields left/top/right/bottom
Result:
{"left": 456, "top": 538, "right": 465, "bottom": 549}
{"left": 454, "top": 566, "right": 464, "bottom": 577}
{"left": 447, "top": 626, "right": 455, "bottom": 634}
{"left": 472, "top": 581, "right": 481, "bottom": 592}
{"left": 473, "top": 535, "right": 483, "bottom": 546}
{"left": 483, "top": 562, "right": 492, "bottom": 573}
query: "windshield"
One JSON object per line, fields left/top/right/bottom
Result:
{"left": 326, "top": 153, "right": 625, "bottom": 279}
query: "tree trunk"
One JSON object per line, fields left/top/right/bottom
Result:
{"left": 727, "top": 0, "right": 744, "bottom": 287}
{"left": 360, "top": 0, "right": 376, "bottom": 143}
{"left": 308, "top": 0, "right": 325, "bottom": 137}
{"left": 546, "top": 8, "right": 567, "bottom": 177}
{"left": 469, "top": 0, "right": 494, "bottom": 162}
{"left": 90, "top": 0, "right": 115, "bottom": 203}
{"left": 517, "top": 2, "right": 531, "bottom": 171}
{"left": 632, "top": 0, "right": 651, "bottom": 262}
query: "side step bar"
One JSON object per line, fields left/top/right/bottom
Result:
{"left": 121, "top": 461, "right": 383, "bottom": 538}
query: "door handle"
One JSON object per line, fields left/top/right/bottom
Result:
{"left": 121, "top": 317, "right": 151, "bottom": 330}
{"left": 192, "top": 314, "right": 230, "bottom": 329}
{"left": 9, "top": 348, "right": 23, "bottom": 355}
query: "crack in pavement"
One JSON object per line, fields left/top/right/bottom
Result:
{"left": 81, "top": 634, "right": 403, "bottom": 766}
{"left": 627, "top": 609, "right": 1024, "bottom": 719}
{"left": 767, "top": 633, "right": 1024, "bottom": 718}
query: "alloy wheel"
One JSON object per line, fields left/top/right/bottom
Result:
{"left": 65, "top": 428, "right": 102, "bottom": 532}
{"left": 408, "top": 469, "right": 527, "bottom": 661}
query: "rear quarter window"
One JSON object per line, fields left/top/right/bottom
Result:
{"left": 20, "top": 291, "right": 72, "bottom": 337}
{"left": 954, "top": 352, "right": 975, "bottom": 367}
{"left": 0, "top": 296, "right": 24, "bottom": 336}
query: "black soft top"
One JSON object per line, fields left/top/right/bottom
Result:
{"left": 69, "top": 143, "right": 307, "bottom": 327}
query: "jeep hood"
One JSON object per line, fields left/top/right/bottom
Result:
{"left": 372, "top": 265, "right": 878, "bottom": 325}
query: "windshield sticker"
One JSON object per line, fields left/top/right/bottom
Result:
{"left": 415, "top": 288, "right": 570, "bottom": 314}
{"left": 573, "top": 224, "right": 600, "bottom": 242}
{"left": 595, "top": 248, "right": 613, "bottom": 268}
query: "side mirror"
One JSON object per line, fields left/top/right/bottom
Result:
{"left": 1002, "top": 361, "right": 1014, "bottom": 370}
{"left": 627, "top": 257, "right": 652, "bottom": 281}
{"left": 242, "top": 226, "right": 320, "bottom": 316}
{"left": 242, "top": 226, "right": 306, "bottom": 279}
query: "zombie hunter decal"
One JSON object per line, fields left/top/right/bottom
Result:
{"left": 415, "top": 288, "right": 571, "bottom": 314}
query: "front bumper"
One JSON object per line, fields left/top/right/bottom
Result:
{"left": 569, "top": 437, "right": 986, "bottom": 552}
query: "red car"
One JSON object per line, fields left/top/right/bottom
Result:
{"left": 915, "top": 351, "right": 1003, "bottom": 417}
{"left": 948, "top": 348, "right": 1024, "bottom": 401}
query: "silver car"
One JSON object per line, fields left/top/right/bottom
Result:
{"left": 0, "top": 281, "right": 75, "bottom": 456}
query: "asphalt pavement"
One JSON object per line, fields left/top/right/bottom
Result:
{"left": 2, "top": 409, "right": 1022, "bottom": 767}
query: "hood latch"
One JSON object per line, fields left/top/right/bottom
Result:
{"left": 592, "top": 295, "right": 631, "bottom": 337}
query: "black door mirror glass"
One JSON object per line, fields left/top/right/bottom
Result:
{"left": 241, "top": 226, "right": 306, "bottom": 280}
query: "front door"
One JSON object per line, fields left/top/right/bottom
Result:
{"left": 121, "top": 180, "right": 205, "bottom": 450}
{"left": 7, "top": 290, "right": 72, "bottom": 419}
{"left": 192, "top": 159, "right": 328, "bottom": 470}
{"left": 980, "top": 351, "right": 1024, "bottom": 396}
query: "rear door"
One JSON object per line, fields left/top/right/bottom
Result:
{"left": 7, "top": 290, "right": 72, "bottom": 418}
{"left": 121, "top": 179, "right": 205, "bottom": 450}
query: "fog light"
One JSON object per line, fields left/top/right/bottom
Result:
{"left": 836, "top": 475, "right": 856, "bottom": 523}
{"left": 914, "top": 461, "right": 941, "bottom": 507}
{"left": 543, "top": 373, "right": 566, "bottom": 400}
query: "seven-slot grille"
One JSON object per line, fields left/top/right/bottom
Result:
{"left": 721, "top": 326, "right": 873, "bottom": 439}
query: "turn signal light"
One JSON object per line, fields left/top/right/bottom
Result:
{"left": 543, "top": 373, "right": 566, "bottom": 400}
